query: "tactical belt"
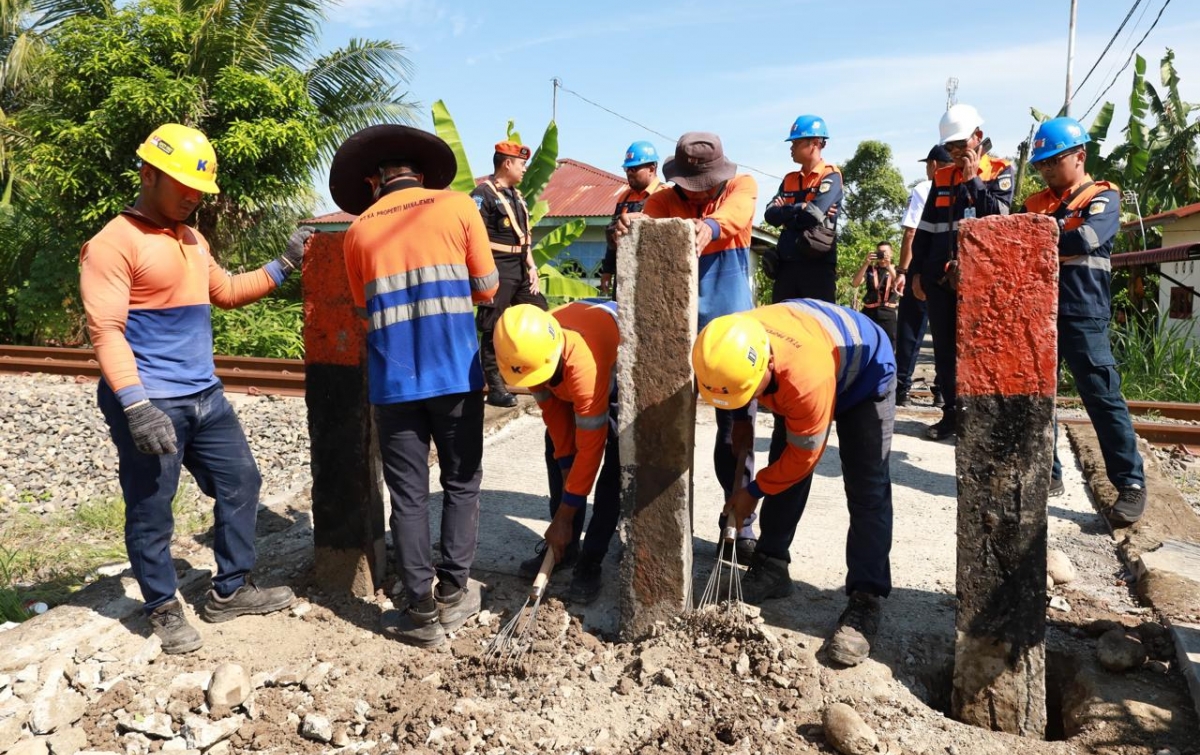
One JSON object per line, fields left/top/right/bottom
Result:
{"left": 489, "top": 242, "right": 526, "bottom": 254}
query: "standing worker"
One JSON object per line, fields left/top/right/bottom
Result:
{"left": 335, "top": 124, "right": 500, "bottom": 648}
{"left": 493, "top": 301, "right": 621, "bottom": 604}
{"left": 615, "top": 132, "right": 759, "bottom": 554}
{"left": 851, "top": 242, "right": 900, "bottom": 348}
{"left": 472, "top": 141, "right": 549, "bottom": 408}
{"left": 910, "top": 104, "right": 1014, "bottom": 440}
{"left": 1020, "top": 116, "right": 1147, "bottom": 524}
{"left": 599, "top": 141, "right": 663, "bottom": 297}
{"left": 693, "top": 299, "right": 896, "bottom": 667}
{"left": 763, "top": 115, "right": 843, "bottom": 304}
{"left": 80, "top": 123, "right": 304, "bottom": 654}
{"left": 894, "top": 145, "right": 953, "bottom": 407}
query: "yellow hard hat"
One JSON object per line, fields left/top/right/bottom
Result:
{"left": 692, "top": 314, "right": 771, "bottom": 409}
{"left": 136, "top": 124, "right": 220, "bottom": 194}
{"left": 494, "top": 304, "right": 565, "bottom": 388}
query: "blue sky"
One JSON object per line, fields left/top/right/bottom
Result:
{"left": 316, "top": 0, "right": 1200, "bottom": 219}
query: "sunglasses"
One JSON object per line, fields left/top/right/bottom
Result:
{"left": 943, "top": 139, "right": 971, "bottom": 152}
{"left": 1032, "top": 149, "right": 1083, "bottom": 170}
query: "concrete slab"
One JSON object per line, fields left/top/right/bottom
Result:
{"left": 1134, "top": 539, "right": 1200, "bottom": 584}
{"left": 1169, "top": 621, "right": 1200, "bottom": 722}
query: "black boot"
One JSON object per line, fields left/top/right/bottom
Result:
{"left": 485, "top": 375, "right": 518, "bottom": 408}
{"left": 567, "top": 553, "right": 603, "bottom": 605}
{"left": 383, "top": 595, "right": 445, "bottom": 648}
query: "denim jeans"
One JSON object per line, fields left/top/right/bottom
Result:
{"left": 375, "top": 392, "right": 484, "bottom": 602}
{"left": 756, "top": 381, "right": 895, "bottom": 597}
{"left": 1052, "top": 317, "right": 1145, "bottom": 488}
{"left": 543, "top": 399, "right": 621, "bottom": 560}
{"left": 99, "top": 382, "right": 261, "bottom": 613}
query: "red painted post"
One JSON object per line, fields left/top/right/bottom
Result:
{"left": 951, "top": 214, "right": 1059, "bottom": 737}
{"left": 303, "top": 229, "right": 386, "bottom": 596}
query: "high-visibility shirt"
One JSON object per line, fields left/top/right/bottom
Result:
{"left": 80, "top": 210, "right": 282, "bottom": 407}
{"left": 1021, "top": 177, "right": 1120, "bottom": 319}
{"left": 743, "top": 299, "right": 895, "bottom": 498}
{"left": 910, "top": 155, "right": 1014, "bottom": 280}
{"left": 763, "top": 161, "right": 843, "bottom": 265}
{"left": 533, "top": 300, "right": 619, "bottom": 507}
{"left": 344, "top": 181, "right": 500, "bottom": 405}
{"left": 602, "top": 180, "right": 664, "bottom": 274}
{"left": 642, "top": 174, "right": 757, "bottom": 328}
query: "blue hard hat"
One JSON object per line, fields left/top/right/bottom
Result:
{"left": 787, "top": 115, "right": 829, "bottom": 141}
{"left": 1031, "top": 117, "right": 1090, "bottom": 163}
{"left": 622, "top": 141, "right": 658, "bottom": 169}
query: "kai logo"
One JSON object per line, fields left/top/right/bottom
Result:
{"left": 746, "top": 346, "right": 759, "bottom": 365}
{"left": 510, "top": 365, "right": 525, "bottom": 374}
{"left": 196, "top": 159, "right": 209, "bottom": 173}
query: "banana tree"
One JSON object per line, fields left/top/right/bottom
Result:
{"left": 431, "top": 99, "right": 597, "bottom": 302}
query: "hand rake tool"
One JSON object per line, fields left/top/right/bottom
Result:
{"left": 696, "top": 450, "right": 750, "bottom": 615}
{"left": 486, "top": 548, "right": 555, "bottom": 666}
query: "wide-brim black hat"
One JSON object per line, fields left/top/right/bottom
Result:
{"left": 329, "top": 125, "right": 457, "bottom": 215}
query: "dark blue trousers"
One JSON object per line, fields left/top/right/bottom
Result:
{"left": 755, "top": 382, "right": 895, "bottom": 597}
{"left": 714, "top": 405, "right": 758, "bottom": 540}
{"left": 894, "top": 288, "right": 930, "bottom": 395}
{"left": 1052, "top": 317, "right": 1145, "bottom": 488}
{"left": 99, "top": 383, "right": 260, "bottom": 613}
{"left": 924, "top": 279, "right": 957, "bottom": 421}
{"left": 543, "top": 400, "right": 622, "bottom": 560}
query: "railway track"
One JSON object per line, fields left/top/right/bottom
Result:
{"left": 5, "top": 346, "right": 1200, "bottom": 450}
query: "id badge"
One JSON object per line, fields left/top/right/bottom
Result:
{"left": 963, "top": 207, "right": 977, "bottom": 219}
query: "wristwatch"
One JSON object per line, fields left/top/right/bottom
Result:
{"left": 896, "top": 267, "right": 908, "bottom": 275}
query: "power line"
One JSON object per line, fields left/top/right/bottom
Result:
{"left": 1071, "top": 0, "right": 1145, "bottom": 101}
{"left": 1080, "top": 0, "right": 1173, "bottom": 120}
{"left": 553, "top": 81, "right": 783, "bottom": 182}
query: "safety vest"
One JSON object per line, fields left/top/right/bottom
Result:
{"left": 481, "top": 179, "right": 530, "bottom": 254}
{"left": 913, "top": 155, "right": 1013, "bottom": 274}
{"left": 1022, "top": 180, "right": 1112, "bottom": 232}
{"left": 778, "top": 163, "right": 841, "bottom": 225}
{"left": 613, "top": 181, "right": 661, "bottom": 217}
{"left": 862, "top": 267, "right": 899, "bottom": 309}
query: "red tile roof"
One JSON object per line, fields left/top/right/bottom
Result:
{"left": 302, "top": 158, "right": 629, "bottom": 225}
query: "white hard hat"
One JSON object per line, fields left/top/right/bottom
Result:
{"left": 939, "top": 104, "right": 984, "bottom": 144}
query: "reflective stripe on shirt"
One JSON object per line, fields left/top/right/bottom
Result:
{"left": 369, "top": 295, "right": 473, "bottom": 333}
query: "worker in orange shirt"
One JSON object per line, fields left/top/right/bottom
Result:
{"left": 600, "top": 141, "right": 663, "bottom": 297}
{"left": 493, "top": 301, "right": 620, "bottom": 604}
{"left": 693, "top": 299, "right": 896, "bottom": 667}
{"left": 334, "top": 124, "right": 500, "bottom": 649}
{"left": 80, "top": 124, "right": 305, "bottom": 654}
{"left": 615, "top": 132, "right": 759, "bottom": 557}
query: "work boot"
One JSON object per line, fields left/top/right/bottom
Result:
{"left": 827, "top": 591, "right": 882, "bottom": 667}
{"left": 717, "top": 537, "right": 757, "bottom": 564}
{"left": 383, "top": 596, "right": 445, "bottom": 648}
{"left": 931, "top": 387, "right": 945, "bottom": 408}
{"left": 567, "top": 553, "right": 603, "bottom": 605}
{"left": 518, "top": 540, "right": 579, "bottom": 579}
{"left": 149, "top": 600, "right": 203, "bottom": 655}
{"left": 1048, "top": 477, "right": 1065, "bottom": 497}
{"left": 1109, "top": 484, "right": 1147, "bottom": 526}
{"left": 200, "top": 579, "right": 294, "bottom": 623}
{"left": 925, "top": 415, "right": 956, "bottom": 441}
{"left": 740, "top": 553, "right": 793, "bottom": 604}
{"left": 485, "top": 379, "right": 518, "bottom": 408}
{"left": 435, "top": 580, "right": 481, "bottom": 633}
{"left": 894, "top": 390, "right": 910, "bottom": 407}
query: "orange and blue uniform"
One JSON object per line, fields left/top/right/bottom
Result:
{"left": 343, "top": 180, "right": 499, "bottom": 405}
{"left": 764, "top": 161, "right": 843, "bottom": 303}
{"left": 744, "top": 299, "right": 896, "bottom": 597}
{"left": 80, "top": 210, "right": 282, "bottom": 406}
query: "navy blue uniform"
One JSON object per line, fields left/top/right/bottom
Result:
{"left": 764, "top": 162, "right": 843, "bottom": 303}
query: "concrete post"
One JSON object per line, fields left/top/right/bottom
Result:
{"left": 951, "top": 214, "right": 1059, "bottom": 737}
{"left": 616, "top": 218, "right": 698, "bottom": 641}
{"left": 303, "top": 230, "right": 386, "bottom": 597}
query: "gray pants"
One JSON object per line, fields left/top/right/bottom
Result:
{"left": 375, "top": 392, "right": 484, "bottom": 601}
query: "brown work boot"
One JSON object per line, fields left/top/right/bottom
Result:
{"left": 149, "top": 600, "right": 203, "bottom": 655}
{"left": 827, "top": 591, "right": 881, "bottom": 667}
{"left": 200, "top": 579, "right": 294, "bottom": 623}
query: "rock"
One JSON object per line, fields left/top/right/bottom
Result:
{"left": 0, "top": 711, "right": 27, "bottom": 750}
{"left": 269, "top": 668, "right": 304, "bottom": 687}
{"left": 330, "top": 724, "right": 350, "bottom": 748}
{"left": 117, "top": 712, "right": 175, "bottom": 739}
{"left": 6, "top": 739, "right": 49, "bottom": 755}
{"left": 823, "top": 703, "right": 878, "bottom": 755}
{"left": 30, "top": 690, "right": 86, "bottom": 734}
{"left": 128, "top": 636, "right": 162, "bottom": 667}
{"left": 1048, "top": 596, "right": 1071, "bottom": 613}
{"left": 48, "top": 726, "right": 89, "bottom": 755}
{"left": 734, "top": 653, "right": 750, "bottom": 676}
{"left": 300, "top": 662, "right": 332, "bottom": 692}
{"left": 70, "top": 663, "right": 102, "bottom": 692}
{"left": 615, "top": 677, "right": 635, "bottom": 696}
{"left": 1085, "top": 619, "right": 1123, "bottom": 638}
{"left": 1097, "top": 629, "right": 1147, "bottom": 672}
{"left": 419, "top": 672, "right": 442, "bottom": 687}
{"left": 180, "top": 716, "right": 242, "bottom": 750}
{"left": 477, "top": 610, "right": 493, "bottom": 626}
{"left": 206, "top": 664, "right": 251, "bottom": 709}
{"left": 1046, "top": 550, "right": 1076, "bottom": 585}
{"left": 637, "top": 646, "right": 673, "bottom": 680}
{"left": 657, "top": 669, "right": 677, "bottom": 688}
{"left": 426, "top": 726, "right": 453, "bottom": 746}
{"left": 300, "top": 714, "right": 332, "bottom": 743}
{"left": 1046, "top": 574, "right": 1055, "bottom": 591}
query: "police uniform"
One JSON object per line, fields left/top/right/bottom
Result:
{"left": 1021, "top": 178, "right": 1145, "bottom": 490}
{"left": 470, "top": 142, "right": 548, "bottom": 395}
{"left": 910, "top": 154, "right": 1014, "bottom": 435}
{"left": 763, "top": 162, "right": 843, "bottom": 303}
{"left": 861, "top": 265, "right": 900, "bottom": 347}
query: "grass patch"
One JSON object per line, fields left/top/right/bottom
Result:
{"left": 1058, "top": 313, "right": 1200, "bottom": 403}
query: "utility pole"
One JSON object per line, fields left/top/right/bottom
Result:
{"left": 1065, "top": 0, "right": 1078, "bottom": 115}
{"left": 552, "top": 77, "right": 561, "bottom": 122}
{"left": 946, "top": 78, "right": 959, "bottom": 111}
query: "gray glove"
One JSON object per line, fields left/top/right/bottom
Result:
{"left": 278, "top": 226, "right": 316, "bottom": 273}
{"left": 125, "top": 402, "right": 177, "bottom": 455}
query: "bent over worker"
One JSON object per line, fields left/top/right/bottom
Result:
{"left": 763, "top": 115, "right": 843, "bottom": 303}
{"left": 494, "top": 301, "right": 621, "bottom": 604}
{"left": 615, "top": 132, "right": 759, "bottom": 557}
{"left": 335, "top": 124, "right": 500, "bottom": 649}
{"left": 80, "top": 124, "right": 304, "bottom": 654}
{"left": 600, "top": 141, "right": 663, "bottom": 297}
{"left": 472, "top": 141, "right": 549, "bottom": 408}
{"left": 910, "top": 104, "right": 1014, "bottom": 441}
{"left": 693, "top": 299, "right": 896, "bottom": 667}
{"left": 1020, "top": 116, "right": 1147, "bottom": 525}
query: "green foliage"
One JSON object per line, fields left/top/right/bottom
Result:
{"left": 1061, "top": 311, "right": 1200, "bottom": 402}
{"left": 520, "top": 121, "right": 558, "bottom": 204}
{"left": 840, "top": 140, "right": 908, "bottom": 226}
{"left": 432, "top": 99, "right": 476, "bottom": 194}
{"left": 211, "top": 300, "right": 304, "bottom": 358}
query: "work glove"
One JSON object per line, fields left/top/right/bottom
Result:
{"left": 124, "top": 401, "right": 177, "bottom": 455}
{"left": 277, "top": 226, "right": 316, "bottom": 274}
